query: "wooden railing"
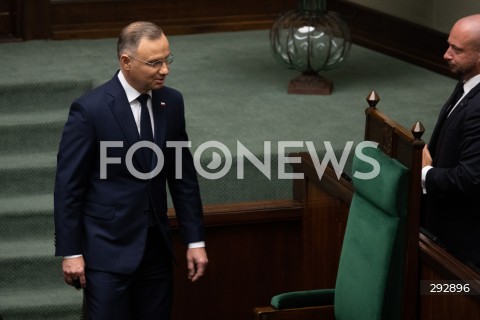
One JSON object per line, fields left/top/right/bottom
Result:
{"left": 419, "top": 233, "right": 480, "bottom": 320}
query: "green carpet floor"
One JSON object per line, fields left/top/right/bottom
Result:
{"left": 0, "top": 29, "right": 455, "bottom": 319}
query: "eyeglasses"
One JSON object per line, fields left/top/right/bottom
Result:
{"left": 128, "top": 53, "right": 174, "bottom": 68}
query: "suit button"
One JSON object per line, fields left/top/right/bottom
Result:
{"left": 144, "top": 208, "right": 149, "bottom": 215}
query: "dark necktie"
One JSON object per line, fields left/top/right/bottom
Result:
{"left": 138, "top": 94, "right": 154, "bottom": 169}
{"left": 445, "top": 81, "right": 464, "bottom": 116}
{"left": 137, "top": 94, "right": 158, "bottom": 226}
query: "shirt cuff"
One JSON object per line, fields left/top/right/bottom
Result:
{"left": 188, "top": 241, "right": 205, "bottom": 248}
{"left": 421, "top": 165, "right": 433, "bottom": 194}
{"left": 63, "top": 254, "right": 82, "bottom": 259}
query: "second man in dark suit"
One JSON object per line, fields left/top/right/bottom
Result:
{"left": 422, "top": 14, "right": 480, "bottom": 269}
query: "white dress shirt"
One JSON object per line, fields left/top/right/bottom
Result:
{"left": 117, "top": 71, "right": 154, "bottom": 136}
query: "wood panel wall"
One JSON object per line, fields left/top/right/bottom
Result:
{"left": 0, "top": 0, "right": 19, "bottom": 41}
{"left": 169, "top": 200, "right": 304, "bottom": 320}
{"left": 167, "top": 165, "right": 352, "bottom": 320}
{"left": 3, "top": 0, "right": 450, "bottom": 76}
{"left": 49, "top": 0, "right": 296, "bottom": 39}
{"left": 291, "top": 154, "right": 352, "bottom": 291}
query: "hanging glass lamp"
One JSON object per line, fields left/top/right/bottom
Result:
{"left": 270, "top": 0, "right": 351, "bottom": 95}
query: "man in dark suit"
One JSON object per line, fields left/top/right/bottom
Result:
{"left": 54, "top": 21, "right": 208, "bottom": 319}
{"left": 422, "top": 14, "right": 480, "bottom": 269}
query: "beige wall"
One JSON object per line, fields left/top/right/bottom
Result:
{"left": 348, "top": 0, "right": 480, "bottom": 33}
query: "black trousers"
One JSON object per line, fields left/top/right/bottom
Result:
{"left": 84, "top": 227, "right": 173, "bottom": 320}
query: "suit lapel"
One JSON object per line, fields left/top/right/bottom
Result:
{"left": 106, "top": 76, "right": 149, "bottom": 172}
{"left": 430, "top": 81, "right": 480, "bottom": 160}
{"left": 443, "top": 82, "right": 480, "bottom": 127}
{"left": 429, "top": 98, "right": 453, "bottom": 156}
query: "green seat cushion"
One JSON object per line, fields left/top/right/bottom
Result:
{"left": 271, "top": 289, "right": 335, "bottom": 309}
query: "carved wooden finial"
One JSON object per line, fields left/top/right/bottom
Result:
{"left": 366, "top": 91, "right": 380, "bottom": 108}
{"left": 411, "top": 121, "right": 425, "bottom": 140}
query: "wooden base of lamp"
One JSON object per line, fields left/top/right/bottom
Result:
{"left": 288, "top": 72, "right": 333, "bottom": 95}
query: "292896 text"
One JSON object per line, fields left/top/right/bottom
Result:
{"left": 420, "top": 280, "right": 478, "bottom": 295}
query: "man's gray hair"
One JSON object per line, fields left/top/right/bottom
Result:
{"left": 117, "top": 21, "right": 164, "bottom": 58}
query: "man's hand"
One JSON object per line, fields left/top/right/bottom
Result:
{"left": 186, "top": 247, "right": 208, "bottom": 282}
{"left": 62, "top": 256, "right": 86, "bottom": 289}
{"left": 423, "top": 144, "right": 433, "bottom": 168}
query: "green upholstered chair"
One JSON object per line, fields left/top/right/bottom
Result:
{"left": 255, "top": 145, "right": 409, "bottom": 320}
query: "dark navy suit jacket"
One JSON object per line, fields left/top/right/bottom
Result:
{"left": 54, "top": 74, "right": 204, "bottom": 274}
{"left": 425, "top": 80, "right": 480, "bottom": 265}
